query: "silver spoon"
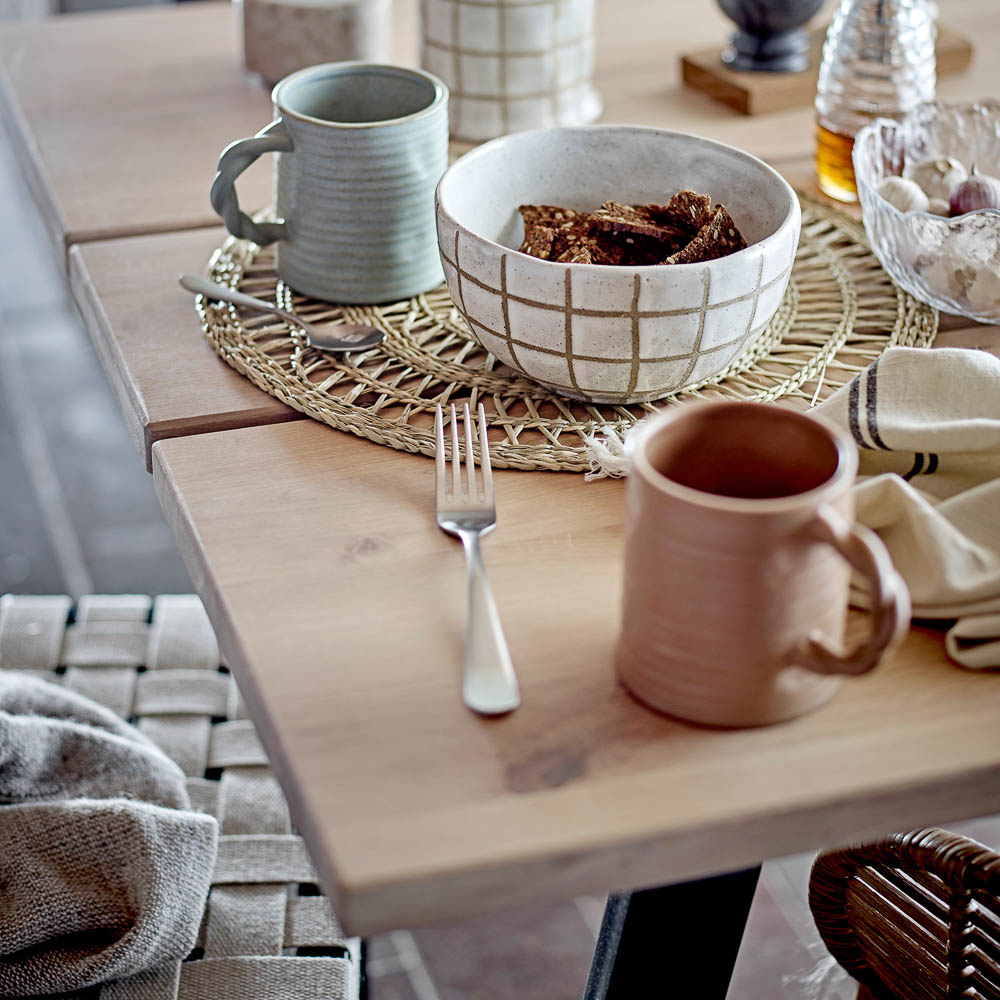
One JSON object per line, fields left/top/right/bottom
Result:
{"left": 178, "top": 274, "right": 385, "bottom": 353}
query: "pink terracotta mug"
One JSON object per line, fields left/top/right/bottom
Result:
{"left": 616, "top": 400, "right": 910, "bottom": 727}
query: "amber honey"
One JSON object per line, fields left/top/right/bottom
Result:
{"left": 815, "top": 122, "right": 858, "bottom": 203}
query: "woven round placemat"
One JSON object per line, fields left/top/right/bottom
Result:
{"left": 198, "top": 194, "right": 937, "bottom": 472}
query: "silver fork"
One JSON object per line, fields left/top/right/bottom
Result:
{"left": 435, "top": 403, "right": 520, "bottom": 715}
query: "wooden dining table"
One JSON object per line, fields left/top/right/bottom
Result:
{"left": 3, "top": 0, "right": 1000, "bottom": 994}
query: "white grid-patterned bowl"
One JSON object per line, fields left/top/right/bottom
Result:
{"left": 420, "top": 0, "right": 600, "bottom": 142}
{"left": 435, "top": 125, "right": 800, "bottom": 404}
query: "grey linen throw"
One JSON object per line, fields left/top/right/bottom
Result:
{"left": 0, "top": 671, "right": 218, "bottom": 996}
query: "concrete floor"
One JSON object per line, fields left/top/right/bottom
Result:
{"left": 2, "top": 10, "right": 998, "bottom": 998}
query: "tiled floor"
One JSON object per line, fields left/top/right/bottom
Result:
{"left": 3, "top": 10, "right": 1000, "bottom": 999}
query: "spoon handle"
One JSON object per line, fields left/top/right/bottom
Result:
{"left": 179, "top": 273, "right": 297, "bottom": 325}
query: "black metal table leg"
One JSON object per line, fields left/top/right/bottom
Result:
{"left": 582, "top": 866, "right": 762, "bottom": 1000}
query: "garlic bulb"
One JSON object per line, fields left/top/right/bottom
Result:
{"left": 907, "top": 156, "right": 967, "bottom": 201}
{"left": 877, "top": 176, "right": 930, "bottom": 213}
{"left": 927, "top": 197, "right": 951, "bottom": 216}
{"left": 949, "top": 168, "right": 1000, "bottom": 215}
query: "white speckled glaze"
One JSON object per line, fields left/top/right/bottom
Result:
{"left": 212, "top": 62, "right": 449, "bottom": 304}
{"left": 420, "top": 0, "right": 601, "bottom": 142}
{"left": 434, "top": 125, "right": 800, "bottom": 404}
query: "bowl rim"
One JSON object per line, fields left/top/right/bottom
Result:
{"left": 853, "top": 99, "right": 1000, "bottom": 226}
{"left": 434, "top": 123, "right": 801, "bottom": 272}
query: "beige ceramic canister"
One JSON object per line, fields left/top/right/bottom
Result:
{"left": 239, "top": 0, "right": 392, "bottom": 86}
{"left": 616, "top": 400, "right": 910, "bottom": 727}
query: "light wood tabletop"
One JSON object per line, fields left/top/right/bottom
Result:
{"left": 69, "top": 231, "right": 302, "bottom": 470}
{"left": 153, "top": 420, "right": 1000, "bottom": 934}
{"left": 6, "top": 0, "right": 1000, "bottom": 944}
{"left": 2, "top": 0, "right": 994, "bottom": 259}
{"left": 0, "top": 4, "right": 271, "bottom": 259}
{"left": 0, "top": 1, "right": 415, "bottom": 260}
{"left": 46, "top": 0, "right": 996, "bottom": 468}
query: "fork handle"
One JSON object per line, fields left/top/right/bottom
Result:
{"left": 459, "top": 531, "right": 520, "bottom": 715}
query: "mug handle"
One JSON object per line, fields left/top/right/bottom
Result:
{"left": 210, "top": 119, "right": 293, "bottom": 246}
{"left": 792, "top": 505, "right": 910, "bottom": 677}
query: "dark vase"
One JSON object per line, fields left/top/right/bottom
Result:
{"left": 717, "top": 0, "right": 826, "bottom": 72}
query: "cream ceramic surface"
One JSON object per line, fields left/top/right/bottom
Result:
{"left": 420, "top": 0, "right": 600, "bottom": 142}
{"left": 435, "top": 125, "right": 800, "bottom": 404}
{"left": 616, "top": 401, "right": 910, "bottom": 728}
{"left": 211, "top": 62, "right": 448, "bottom": 304}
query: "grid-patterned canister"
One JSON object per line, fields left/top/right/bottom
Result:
{"left": 420, "top": 0, "right": 601, "bottom": 141}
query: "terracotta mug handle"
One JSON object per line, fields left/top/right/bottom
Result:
{"left": 792, "top": 505, "right": 910, "bottom": 677}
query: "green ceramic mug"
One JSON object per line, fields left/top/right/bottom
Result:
{"left": 211, "top": 62, "right": 449, "bottom": 304}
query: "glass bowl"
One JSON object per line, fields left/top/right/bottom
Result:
{"left": 853, "top": 100, "right": 1000, "bottom": 324}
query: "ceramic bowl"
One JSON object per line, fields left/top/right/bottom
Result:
{"left": 854, "top": 100, "right": 1000, "bottom": 323}
{"left": 434, "top": 125, "right": 800, "bottom": 404}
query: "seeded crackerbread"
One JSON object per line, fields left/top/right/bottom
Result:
{"left": 516, "top": 191, "right": 746, "bottom": 266}
{"left": 664, "top": 205, "right": 746, "bottom": 265}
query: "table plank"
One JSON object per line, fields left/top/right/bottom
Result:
{"left": 934, "top": 314, "right": 1000, "bottom": 356}
{"left": 0, "top": 4, "right": 272, "bottom": 259}
{"left": 69, "top": 229, "right": 302, "bottom": 470}
{"left": 62, "top": 162, "right": 812, "bottom": 474}
{"left": 153, "top": 420, "right": 1000, "bottom": 934}
{"left": 0, "top": 0, "right": 418, "bottom": 259}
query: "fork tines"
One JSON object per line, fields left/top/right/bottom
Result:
{"left": 434, "top": 403, "right": 493, "bottom": 502}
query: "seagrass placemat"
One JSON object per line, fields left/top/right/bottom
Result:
{"left": 197, "top": 194, "right": 937, "bottom": 472}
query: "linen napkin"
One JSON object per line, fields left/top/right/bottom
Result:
{"left": 813, "top": 347, "right": 1000, "bottom": 668}
{"left": 584, "top": 347, "right": 1000, "bottom": 669}
{"left": 0, "top": 671, "right": 218, "bottom": 997}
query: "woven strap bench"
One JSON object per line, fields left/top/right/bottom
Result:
{"left": 0, "top": 593, "right": 361, "bottom": 1000}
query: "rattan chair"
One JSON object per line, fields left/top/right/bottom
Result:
{"left": 0, "top": 593, "right": 361, "bottom": 1000}
{"left": 809, "top": 827, "right": 1000, "bottom": 1000}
